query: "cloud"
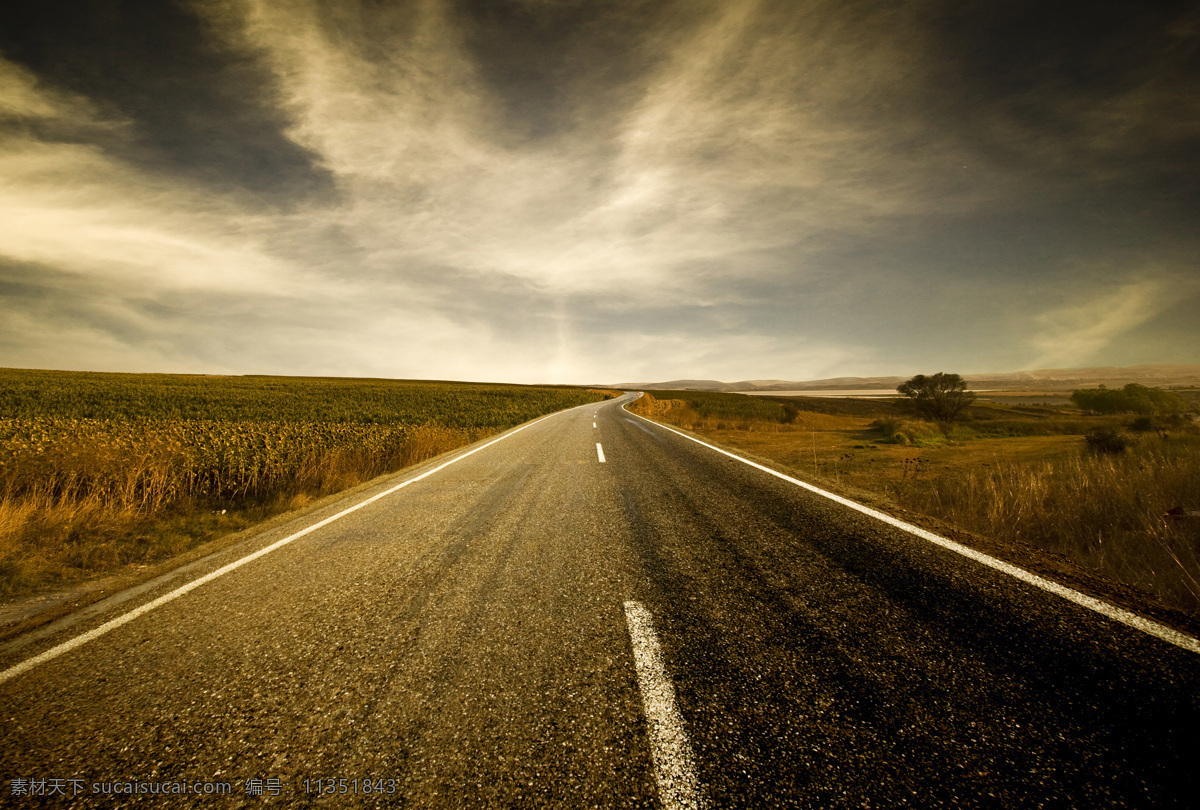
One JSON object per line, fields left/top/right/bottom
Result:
{"left": 586, "top": 329, "right": 871, "bottom": 385}
{"left": 1028, "top": 274, "right": 1186, "bottom": 369}
{"left": 918, "top": 0, "right": 1200, "bottom": 190}
{"left": 0, "top": 137, "right": 298, "bottom": 295}
{"left": 205, "top": 0, "right": 992, "bottom": 299}
{"left": 1, "top": 1, "right": 1197, "bottom": 383}
{"left": 0, "top": 57, "right": 91, "bottom": 121}
{"left": 0, "top": 0, "right": 331, "bottom": 197}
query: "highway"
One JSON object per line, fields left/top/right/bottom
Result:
{"left": 1, "top": 393, "right": 1197, "bottom": 807}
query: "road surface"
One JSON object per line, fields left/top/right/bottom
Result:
{"left": 1, "top": 394, "right": 1197, "bottom": 807}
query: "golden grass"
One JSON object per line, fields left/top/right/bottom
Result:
{"left": 0, "top": 423, "right": 477, "bottom": 596}
{"left": 905, "top": 438, "right": 1200, "bottom": 609}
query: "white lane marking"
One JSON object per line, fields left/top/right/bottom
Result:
{"left": 624, "top": 601, "right": 702, "bottom": 810}
{"left": 623, "top": 404, "right": 1200, "bottom": 656}
{"left": 596, "top": 443, "right": 606, "bottom": 463}
{"left": 0, "top": 406, "right": 584, "bottom": 686}
{"left": 593, "top": 422, "right": 597, "bottom": 428}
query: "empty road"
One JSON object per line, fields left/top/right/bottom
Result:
{"left": 2, "top": 394, "right": 1197, "bottom": 807}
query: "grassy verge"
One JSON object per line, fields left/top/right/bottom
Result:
{"left": 0, "top": 369, "right": 612, "bottom": 599}
{"left": 629, "top": 390, "right": 1200, "bottom": 616}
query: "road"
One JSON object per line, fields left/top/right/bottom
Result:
{"left": 1, "top": 393, "right": 1197, "bottom": 807}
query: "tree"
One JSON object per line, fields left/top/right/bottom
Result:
{"left": 1070, "top": 383, "right": 1189, "bottom": 415}
{"left": 897, "top": 372, "right": 975, "bottom": 422}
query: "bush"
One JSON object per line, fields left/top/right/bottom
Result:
{"left": 1071, "top": 383, "right": 1190, "bottom": 415}
{"left": 871, "top": 417, "right": 948, "bottom": 446}
{"left": 1085, "top": 428, "right": 1129, "bottom": 454}
{"left": 871, "top": 417, "right": 906, "bottom": 443}
{"left": 1128, "top": 413, "right": 1190, "bottom": 434}
{"left": 942, "top": 424, "right": 979, "bottom": 442}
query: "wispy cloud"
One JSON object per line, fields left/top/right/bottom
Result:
{"left": 0, "top": 57, "right": 92, "bottom": 121}
{"left": 214, "top": 0, "right": 990, "bottom": 296}
{"left": 0, "top": 55, "right": 301, "bottom": 295}
{"left": 1028, "top": 274, "right": 1185, "bottom": 369}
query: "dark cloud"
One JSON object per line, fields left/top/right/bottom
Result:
{"left": 447, "top": 0, "right": 690, "bottom": 141}
{"left": 0, "top": 0, "right": 334, "bottom": 200}
{"left": 921, "top": 0, "right": 1200, "bottom": 184}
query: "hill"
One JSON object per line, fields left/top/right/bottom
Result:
{"left": 614, "top": 364, "right": 1200, "bottom": 392}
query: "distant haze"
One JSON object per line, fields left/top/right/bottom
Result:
{"left": 617, "top": 364, "right": 1200, "bottom": 393}
{"left": 2, "top": 1, "right": 1198, "bottom": 383}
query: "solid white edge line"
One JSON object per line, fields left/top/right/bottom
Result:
{"left": 624, "top": 600, "right": 702, "bottom": 810}
{"left": 622, "top": 401, "right": 1200, "bottom": 656}
{"left": 597, "top": 442, "right": 606, "bottom": 463}
{"left": 0, "top": 405, "right": 584, "bottom": 686}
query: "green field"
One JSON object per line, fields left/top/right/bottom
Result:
{"left": 0, "top": 368, "right": 601, "bottom": 425}
{"left": 0, "top": 369, "right": 609, "bottom": 598}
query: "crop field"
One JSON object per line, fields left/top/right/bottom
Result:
{"left": 0, "top": 369, "right": 608, "bottom": 599}
{"left": 630, "top": 389, "right": 1200, "bottom": 617}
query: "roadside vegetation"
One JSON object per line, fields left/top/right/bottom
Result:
{"left": 0, "top": 368, "right": 610, "bottom": 598}
{"left": 629, "top": 383, "right": 1200, "bottom": 616}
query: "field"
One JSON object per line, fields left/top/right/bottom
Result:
{"left": 0, "top": 369, "right": 610, "bottom": 599}
{"left": 629, "top": 389, "right": 1200, "bottom": 617}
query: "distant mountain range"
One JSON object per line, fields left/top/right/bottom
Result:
{"left": 612, "top": 364, "right": 1200, "bottom": 392}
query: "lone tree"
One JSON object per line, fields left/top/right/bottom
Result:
{"left": 897, "top": 372, "right": 975, "bottom": 422}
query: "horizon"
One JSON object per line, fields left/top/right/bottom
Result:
{"left": 2, "top": 1, "right": 1199, "bottom": 384}
{"left": 6, "top": 360, "right": 1200, "bottom": 392}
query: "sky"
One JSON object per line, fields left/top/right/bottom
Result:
{"left": 1, "top": 0, "right": 1198, "bottom": 385}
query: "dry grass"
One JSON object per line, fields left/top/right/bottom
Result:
{"left": 905, "top": 437, "right": 1200, "bottom": 610}
{"left": 0, "top": 423, "right": 481, "bottom": 596}
{"left": 630, "top": 392, "right": 1200, "bottom": 615}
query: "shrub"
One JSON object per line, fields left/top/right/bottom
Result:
{"left": 871, "top": 417, "right": 906, "bottom": 443}
{"left": 871, "top": 418, "right": 947, "bottom": 446}
{"left": 942, "top": 424, "right": 979, "bottom": 442}
{"left": 1085, "top": 428, "right": 1129, "bottom": 454}
{"left": 1130, "top": 413, "right": 1190, "bottom": 434}
{"left": 1071, "top": 383, "right": 1190, "bottom": 415}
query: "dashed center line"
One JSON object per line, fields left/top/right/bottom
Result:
{"left": 593, "top": 422, "right": 597, "bottom": 428}
{"left": 624, "top": 601, "right": 702, "bottom": 810}
{"left": 596, "top": 443, "right": 606, "bottom": 463}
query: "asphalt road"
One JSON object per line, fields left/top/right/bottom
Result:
{"left": 1, "top": 394, "right": 1198, "bottom": 808}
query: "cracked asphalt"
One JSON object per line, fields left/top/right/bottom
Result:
{"left": 1, "top": 393, "right": 1197, "bottom": 807}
